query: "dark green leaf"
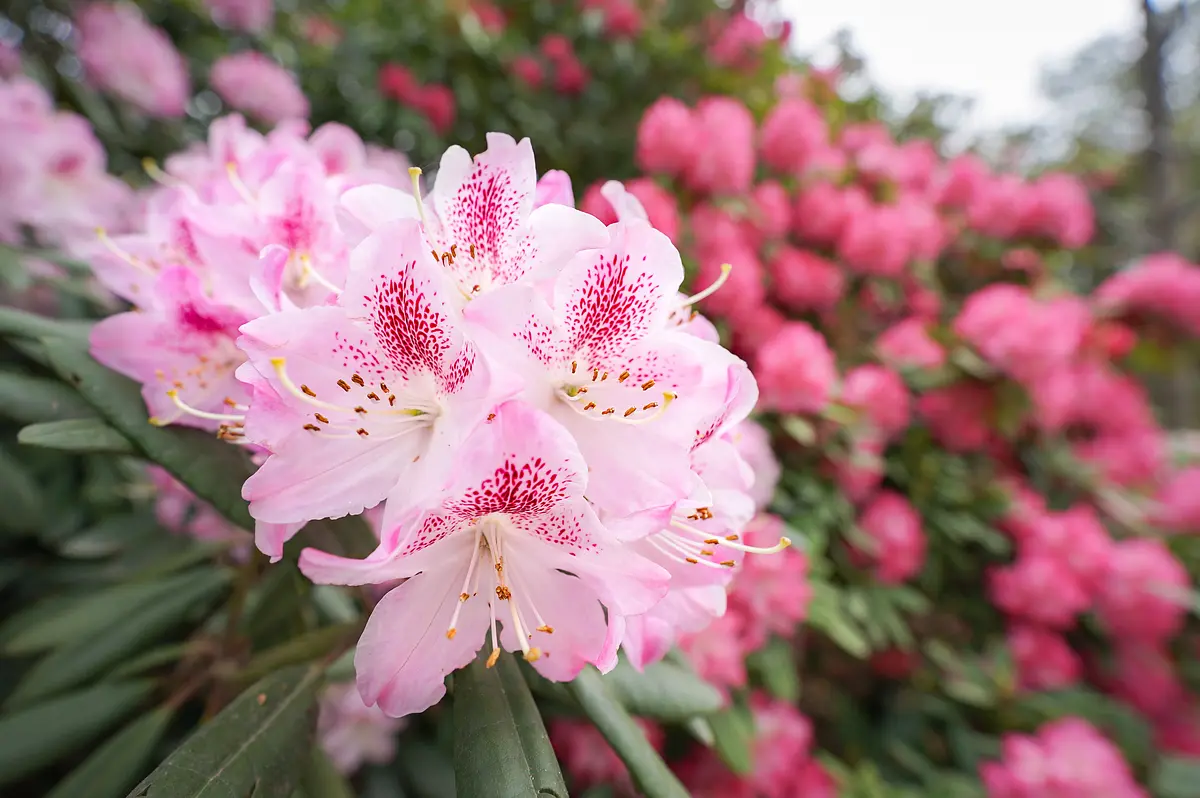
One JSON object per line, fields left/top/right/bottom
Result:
{"left": 569, "top": 666, "right": 689, "bottom": 798}
{"left": 6, "top": 568, "right": 231, "bottom": 707}
{"left": 707, "top": 702, "right": 756, "bottom": 776}
{"left": 603, "top": 656, "right": 723, "bottom": 721}
{"left": 453, "top": 649, "right": 568, "bottom": 798}
{"left": 1151, "top": 755, "right": 1200, "bottom": 798}
{"left": 41, "top": 338, "right": 255, "bottom": 530}
{"left": 0, "top": 371, "right": 94, "bottom": 423}
{"left": 0, "top": 446, "right": 45, "bottom": 534}
{"left": 235, "top": 623, "right": 359, "bottom": 686}
{"left": 1, "top": 568, "right": 224, "bottom": 656}
{"left": 0, "top": 680, "right": 154, "bottom": 786}
{"left": 396, "top": 739, "right": 456, "bottom": 798}
{"left": 46, "top": 706, "right": 175, "bottom": 798}
{"left": 0, "top": 306, "right": 91, "bottom": 342}
{"left": 127, "top": 663, "right": 324, "bottom": 798}
{"left": 57, "top": 512, "right": 162, "bottom": 560}
{"left": 747, "top": 637, "right": 801, "bottom": 702}
{"left": 19, "top": 418, "right": 135, "bottom": 454}
{"left": 299, "top": 744, "right": 355, "bottom": 798}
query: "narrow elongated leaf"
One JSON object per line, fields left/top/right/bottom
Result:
{"left": 0, "top": 446, "right": 45, "bottom": 534}
{"left": 41, "top": 338, "right": 255, "bottom": 530}
{"left": 235, "top": 623, "right": 359, "bottom": 686}
{"left": 569, "top": 666, "right": 690, "bottom": 798}
{"left": 0, "top": 680, "right": 154, "bottom": 786}
{"left": 707, "top": 702, "right": 756, "bottom": 775}
{"left": 0, "top": 371, "right": 94, "bottom": 423}
{"left": 1151, "top": 755, "right": 1200, "bottom": 798}
{"left": 453, "top": 649, "right": 568, "bottom": 798}
{"left": 127, "top": 663, "right": 323, "bottom": 798}
{"left": 0, "top": 306, "right": 91, "bottom": 341}
{"left": 6, "top": 569, "right": 232, "bottom": 707}
{"left": 46, "top": 706, "right": 175, "bottom": 798}
{"left": 604, "top": 657, "right": 723, "bottom": 721}
{"left": 19, "top": 418, "right": 135, "bottom": 453}
{"left": 748, "top": 637, "right": 801, "bottom": 702}
{"left": 1, "top": 568, "right": 224, "bottom": 656}
{"left": 57, "top": 512, "right": 162, "bottom": 559}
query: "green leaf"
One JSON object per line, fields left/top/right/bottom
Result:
{"left": 57, "top": 512, "right": 162, "bottom": 559}
{"left": 1, "top": 569, "right": 225, "bottom": 656}
{"left": 0, "top": 371, "right": 94, "bottom": 423}
{"left": 0, "top": 680, "right": 154, "bottom": 786}
{"left": 0, "top": 446, "right": 45, "bottom": 534}
{"left": 707, "top": 702, "right": 756, "bottom": 776}
{"left": 299, "top": 744, "right": 355, "bottom": 798}
{"left": 19, "top": 418, "right": 135, "bottom": 454}
{"left": 569, "top": 666, "right": 689, "bottom": 798}
{"left": 127, "top": 663, "right": 324, "bottom": 798}
{"left": 41, "top": 338, "right": 255, "bottom": 530}
{"left": 453, "top": 649, "right": 568, "bottom": 798}
{"left": 603, "top": 656, "right": 723, "bottom": 721}
{"left": 808, "top": 583, "right": 871, "bottom": 659}
{"left": 46, "top": 706, "right": 175, "bottom": 798}
{"left": 235, "top": 623, "right": 359, "bottom": 686}
{"left": 1151, "top": 755, "right": 1200, "bottom": 798}
{"left": 747, "top": 637, "right": 801, "bottom": 702}
{"left": 6, "top": 568, "right": 232, "bottom": 707}
{"left": 0, "top": 306, "right": 91, "bottom": 342}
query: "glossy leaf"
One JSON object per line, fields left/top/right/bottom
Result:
{"left": 41, "top": 338, "right": 255, "bottom": 530}
{"left": 0, "top": 371, "right": 94, "bottom": 423}
{"left": 603, "top": 656, "right": 723, "bottom": 721}
{"left": 6, "top": 568, "right": 231, "bottom": 707}
{"left": 0, "top": 680, "right": 154, "bottom": 786}
{"left": 0, "top": 445, "right": 45, "bottom": 534}
{"left": 298, "top": 744, "right": 356, "bottom": 798}
{"left": 706, "top": 701, "right": 756, "bottom": 776}
{"left": 127, "top": 663, "right": 324, "bottom": 798}
{"left": 0, "top": 306, "right": 91, "bottom": 342}
{"left": 19, "top": 418, "right": 135, "bottom": 454}
{"left": 569, "top": 666, "right": 690, "bottom": 798}
{"left": 452, "top": 649, "right": 568, "bottom": 798}
{"left": 46, "top": 706, "right": 175, "bottom": 798}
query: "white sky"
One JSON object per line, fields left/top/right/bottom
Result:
{"left": 778, "top": 0, "right": 1140, "bottom": 133}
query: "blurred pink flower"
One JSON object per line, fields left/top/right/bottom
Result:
{"left": 1008, "top": 624, "right": 1082, "bottom": 691}
{"left": 754, "top": 322, "right": 836, "bottom": 415}
{"left": 684, "top": 97, "right": 755, "bottom": 196}
{"left": 769, "top": 245, "right": 844, "bottom": 314}
{"left": 210, "top": 52, "right": 309, "bottom": 124}
{"left": 840, "top": 365, "right": 910, "bottom": 441}
{"left": 636, "top": 96, "right": 697, "bottom": 177}
{"left": 203, "top": 0, "right": 274, "bottom": 32}
{"left": 1095, "top": 538, "right": 1188, "bottom": 645}
{"left": 76, "top": 3, "right": 189, "bottom": 118}
{"left": 917, "top": 383, "right": 993, "bottom": 453}
{"left": 550, "top": 718, "right": 663, "bottom": 794}
{"left": 854, "top": 491, "right": 926, "bottom": 584}
{"left": 316, "top": 682, "right": 405, "bottom": 775}
{"left": 876, "top": 318, "right": 946, "bottom": 370}
{"left": 759, "top": 97, "right": 827, "bottom": 175}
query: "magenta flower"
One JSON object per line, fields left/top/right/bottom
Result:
{"left": 299, "top": 401, "right": 669, "bottom": 717}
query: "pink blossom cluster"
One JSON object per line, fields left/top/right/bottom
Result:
{"left": 86, "top": 128, "right": 783, "bottom": 720}
{"left": 979, "top": 717, "right": 1147, "bottom": 798}
{"left": 377, "top": 64, "right": 457, "bottom": 134}
{"left": 210, "top": 52, "right": 308, "bottom": 125}
{"left": 75, "top": 3, "right": 189, "bottom": 118}
{"left": 316, "top": 681, "right": 406, "bottom": 775}
{"left": 202, "top": 0, "right": 274, "bottom": 32}
{"left": 676, "top": 694, "right": 835, "bottom": 797}
{"left": 550, "top": 718, "right": 664, "bottom": 795}
{"left": 0, "top": 76, "right": 133, "bottom": 247}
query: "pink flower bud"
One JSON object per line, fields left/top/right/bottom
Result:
{"left": 533, "top": 170, "right": 574, "bottom": 209}
{"left": 855, "top": 491, "right": 926, "bottom": 584}
{"left": 754, "top": 322, "right": 836, "bottom": 415}
{"left": 510, "top": 54, "right": 544, "bottom": 89}
{"left": 552, "top": 56, "right": 589, "bottom": 96}
{"left": 414, "top": 83, "right": 456, "bottom": 134}
{"left": 916, "top": 383, "right": 993, "bottom": 452}
{"left": 539, "top": 34, "right": 573, "bottom": 62}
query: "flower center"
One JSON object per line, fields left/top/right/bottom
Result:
{"left": 644, "top": 507, "right": 791, "bottom": 570}
{"left": 557, "top": 360, "right": 676, "bottom": 423}
{"left": 445, "top": 517, "right": 555, "bottom": 667}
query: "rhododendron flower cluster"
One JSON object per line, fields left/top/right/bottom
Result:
{"left": 980, "top": 717, "right": 1147, "bottom": 798}
{"left": 85, "top": 126, "right": 783, "bottom": 719}
{"left": 209, "top": 52, "right": 309, "bottom": 124}
{"left": 0, "top": 76, "right": 133, "bottom": 247}
{"left": 75, "top": 3, "right": 189, "bottom": 118}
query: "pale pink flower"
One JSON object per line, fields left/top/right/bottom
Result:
{"left": 875, "top": 318, "right": 946, "bottom": 370}
{"left": 236, "top": 219, "right": 509, "bottom": 551}
{"left": 466, "top": 219, "right": 733, "bottom": 516}
{"left": 533, "top": 170, "right": 575, "bottom": 209}
{"left": 754, "top": 322, "right": 836, "bottom": 415}
{"left": 299, "top": 401, "right": 670, "bottom": 718}
{"left": 317, "top": 681, "right": 405, "bottom": 774}
{"left": 204, "top": 0, "right": 274, "bottom": 32}
{"left": 210, "top": 52, "right": 309, "bottom": 124}
{"left": 679, "top": 610, "right": 752, "bottom": 690}
{"left": 728, "top": 420, "right": 779, "bottom": 510}
{"left": 75, "top": 3, "right": 189, "bottom": 118}
{"left": 340, "top": 133, "right": 607, "bottom": 299}
{"left": 581, "top": 179, "right": 680, "bottom": 243}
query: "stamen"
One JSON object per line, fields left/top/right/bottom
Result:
{"left": 270, "top": 359, "right": 353, "bottom": 414}
{"left": 95, "top": 228, "right": 155, "bottom": 275}
{"left": 409, "top": 167, "right": 429, "bottom": 227}
{"left": 646, "top": 535, "right": 725, "bottom": 570}
{"left": 447, "top": 528, "right": 483, "bottom": 639}
{"left": 296, "top": 253, "right": 342, "bottom": 295}
{"left": 141, "top": 157, "right": 187, "bottom": 190}
{"left": 670, "top": 518, "right": 792, "bottom": 555}
{"left": 166, "top": 390, "right": 246, "bottom": 423}
{"left": 622, "top": 392, "right": 677, "bottom": 425}
{"left": 226, "top": 162, "right": 257, "bottom": 206}
{"left": 679, "top": 263, "right": 732, "bottom": 308}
